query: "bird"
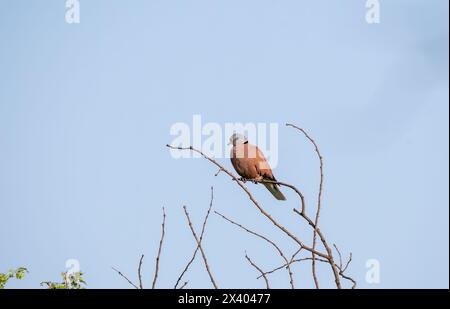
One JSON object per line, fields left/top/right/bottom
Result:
{"left": 229, "top": 133, "right": 286, "bottom": 201}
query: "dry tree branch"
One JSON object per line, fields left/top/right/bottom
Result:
{"left": 166, "top": 121, "right": 355, "bottom": 289}
{"left": 112, "top": 208, "right": 166, "bottom": 289}
{"left": 179, "top": 281, "right": 189, "bottom": 289}
{"left": 183, "top": 205, "right": 218, "bottom": 289}
{"left": 333, "top": 244, "right": 357, "bottom": 289}
{"left": 287, "top": 123, "right": 356, "bottom": 289}
{"left": 293, "top": 208, "right": 341, "bottom": 288}
{"left": 334, "top": 244, "right": 344, "bottom": 270}
{"left": 166, "top": 144, "right": 337, "bottom": 285}
{"left": 286, "top": 123, "right": 324, "bottom": 289}
{"left": 111, "top": 267, "right": 139, "bottom": 289}
{"left": 243, "top": 176, "right": 341, "bottom": 285}
{"left": 174, "top": 187, "right": 215, "bottom": 289}
{"left": 258, "top": 240, "right": 356, "bottom": 288}
{"left": 152, "top": 207, "right": 166, "bottom": 289}
{"left": 214, "top": 210, "right": 295, "bottom": 289}
{"left": 257, "top": 256, "right": 329, "bottom": 279}
{"left": 290, "top": 247, "right": 303, "bottom": 263}
{"left": 245, "top": 252, "right": 270, "bottom": 289}
{"left": 339, "top": 270, "right": 357, "bottom": 289}
{"left": 240, "top": 179, "right": 344, "bottom": 288}
{"left": 138, "top": 254, "right": 144, "bottom": 289}
{"left": 242, "top": 178, "right": 306, "bottom": 214}
{"left": 343, "top": 253, "right": 353, "bottom": 273}
{"left": 165, "top": 144, "right": 327, "bottom": 260}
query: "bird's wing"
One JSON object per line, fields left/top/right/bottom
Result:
{"left": 231, "top": 144, "right": 276, "bottom": 180}
{"left": 254, "top": 146, "right": 275, "bottom": 180}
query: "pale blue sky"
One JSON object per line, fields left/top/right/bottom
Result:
{"left": 0, "top": 0, "right": 448, "bottom": 289}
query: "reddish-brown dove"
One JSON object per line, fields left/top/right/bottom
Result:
{"left": 229, "top": 133, "right": 286, "bottom": 201}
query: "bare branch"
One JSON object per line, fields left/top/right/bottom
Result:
{"left": 111, "top": 267, "right": 139, "bottom": 289}
{"left": 183, "top": 205, "right": 218, "bottom": 289}
{"left": 333, "top": 244, "right": 344, "bottom": 270}
{"left": 215, "top": 210, "right": 295, "bottom": 289}
{"left": 340, "top": 272, "right": 357, "bottom": 289}
{"left": 179, "top": 281, "right": 189, "bottom": 289}
{"left": 257, "top": 256, "right": 329, "bottom": 279}
{"left": 166, "top": 121, "right": 355, "bottom": 290}
{"left": 333, "top": 244, "right": 357, "bottom": 289}
{"left": 174, "top": 187, "right": 215, "bottom": 289}
{"left": 245, "top": 252, "right": 270, "bottom": 289}
{"left": 165, "top": 145, "right": 328, "bottom": 260}
{"left": 286, "top": 123, "right": 324, "bottom": 289}
{"left": 293, "top": 208, "right": 341, "bottom": 288}
{"left": 343, "top": 253, "right": 353, "bottom": 273}
{"left": 260, "top": 246, "right": 355, "bottom": 289}
{"left": 240, "top": 178, "right": 306, "bottom": 214}
{"left": 152, "top": 207, "right": 166, "bottom": 289}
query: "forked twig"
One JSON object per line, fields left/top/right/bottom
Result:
{"left": 174, "top": 187, "right": 215, "bottom": 289}
{"left": 215, "top": 210, "right": 295, "bottom": 289}
{"left": 293, "top": 208, "right": 341, "bottom": 288}
{"left": 183, "top": 205, "right": 218, "bottom": 289}
{"left": 245, "top": 252, "right": 270, "bottom": 289}
{"left": 333, "top": 243, "right": 357, "bottom": 289}
{"left": 257, "top": 256, "right": 329, "bottom": 279}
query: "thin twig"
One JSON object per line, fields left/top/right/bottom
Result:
{"left": 293, "top": 208, "right": 341, "bottom": 288}
{"left": 340, "top": 272, "right": 357, "bottom": 289}
{"left": 174, "top": 187, "right": 215, "bottom": 289}
{"left": 333, "top": 243, "right": 357, "bottom": 289}
{"left": 215, "top": 210, "right": 295, "bottom": 289}
{"left": 138, "top": 254, "right": 144, "bottom": 289}
{"left": 179, "top": 281, "right": 189, "bottom": 289}
{"left": 152, "top": 207, "right": 166, "bottom": 289}
{"left": 257, "top": 256, "right": 329, "bottom": 279}
{"left": 286, "top": 123, "right": 324, "bottom": 289}
{"left": 111, "top": 267, "right": 139, "bottom": 289}
{"left": 245, "top": 252, "right": 270, "bottom": 289}
{"left": 343, "top": 253, "right": 353, "bottom": 273}
{"left": 333, "top": 244, "right": 344, "bottom": 270}
{"left": 259, "top": 247, "right": 355, "bottom": 289}
{"left": 290, "top": 247, "right": 303, "bottom": 263}
{"left": 183, "top": 205, "right": 218, "bottom": 289}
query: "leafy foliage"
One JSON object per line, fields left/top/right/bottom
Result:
{"left": 0, "top": 267, "right": 28, "bottom": 289}
{"left": 41, "top": 271, "right": 87, "bottom": 289}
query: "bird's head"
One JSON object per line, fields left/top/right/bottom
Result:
{"left": 228, "top": 133, "right": 247, "bottom": 146}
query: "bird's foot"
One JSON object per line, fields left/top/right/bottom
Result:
{"left": 238, "top": 177, "right": 247, "bottom": 183}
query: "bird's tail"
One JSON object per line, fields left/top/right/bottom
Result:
{"left": 263, "top": 183, "right": 287, "bottom": 201}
